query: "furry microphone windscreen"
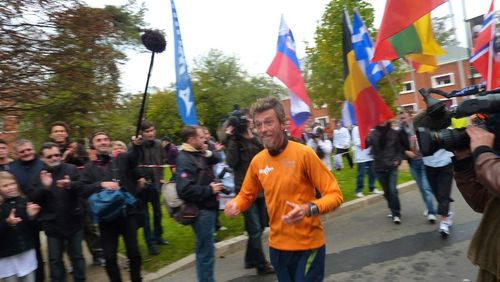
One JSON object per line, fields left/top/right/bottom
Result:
{"left": 141, "top": 30, "right": 166, "bottom": 53}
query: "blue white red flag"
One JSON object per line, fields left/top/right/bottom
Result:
{"left": 470, "top": 0, "right": 500, "bottom": 90}
{"left": 267, "top": 16, "right": 311, "bottom": 138}
{"left": 170, "top": 0, "right": 198, "bottom": 125}
{"left": 352, "top": 11, "right": 393, "bottom": 89}
{"left": 341, "top": 101, "right": 356, "bottom": 128}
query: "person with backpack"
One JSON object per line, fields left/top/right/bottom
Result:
{"left": 79, "top": 131, "right": 144, "bottom": 282}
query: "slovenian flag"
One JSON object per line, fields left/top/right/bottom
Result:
{"left": 267, "top": 16, "right": 311, "bottom": 138}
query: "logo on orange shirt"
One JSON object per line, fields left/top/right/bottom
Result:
{"left": 258, "top": 165, "right": 274, "bottom": 176}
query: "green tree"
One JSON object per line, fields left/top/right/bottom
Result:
{"left": 432, "top": 15, "right": 459, "bottom": 47}
{"left": 306, "top": 0, "right": 400, "bottom": 118}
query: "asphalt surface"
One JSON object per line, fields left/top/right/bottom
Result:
{"left": 158, "top": 182, "right": 482, "bottom": 282}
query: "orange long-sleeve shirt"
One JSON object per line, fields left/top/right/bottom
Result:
{"left": 233, "top": 141, "right": 343, "bottom": 251}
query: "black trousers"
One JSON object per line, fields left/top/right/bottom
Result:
{"left": 335, "top": 147, "right": 353, "bottom": 168}
{"left": 425, "top": 164, "right": 454, "bottom": 217}
{"left": 99, "top": 215, "right": 142, "bottom": 282}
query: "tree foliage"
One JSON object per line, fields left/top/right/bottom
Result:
{"left": 306, "top": 0, "right": 401, "bottom": 118}
{"left": 432, "top": 15, "right": 459, "bottom": 47}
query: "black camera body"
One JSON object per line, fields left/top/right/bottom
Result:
{"left": 414, "top": 86, "right": 500, "bottom": 156}
{"left": 226, "top": 105, "right": 248, "bottom": 135}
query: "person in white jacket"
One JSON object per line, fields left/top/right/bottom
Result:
{"left": 351, "top": 126, "right": 383, "bottom": 198}
{"left": 307, "top": 126, "right": 333, "bottom": 171}
{"left": 332, "top": 121, "right": 353, "bottom": 170}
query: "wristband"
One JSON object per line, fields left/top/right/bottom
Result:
{"left": 308, "top": 203, "right": 319, "bottom": 217}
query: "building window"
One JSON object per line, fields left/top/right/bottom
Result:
{"left": 315, "top": 116, "right": 329, "bottom": 128}
{"left": 400, "top": 104, "right": 417, "bottom": 113}
{"left": 431, "top": 73, "right": 455, "bottom": 88}
{"left": 400, "top": 81, "right": 415, "bottom": 94}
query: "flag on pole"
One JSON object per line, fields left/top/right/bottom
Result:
{"left": 343, "top": 10, "right": 393, "bottom": 149}
{"left": 351, "top": 11, "right": 393, "bottom": 88}
{"left": 170, "top": 0, "right": 198, "bottom": 125}
{"left": 267, "top": 16, "right": 311, "bottom": 138}
{"left": 372, "top": 0, "right": 446, "bottom": 62}
{"left": 470, "top": 0, "right": 500, "bottom": 90}
{"left": 341, "top": 101, "right": 356, "bottom": 128}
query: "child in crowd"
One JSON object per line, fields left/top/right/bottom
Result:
{"left": 0, "top": 171, "right": 41, "bottom": 282}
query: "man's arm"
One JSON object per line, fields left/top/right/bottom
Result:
{"left": 175, "top": 154, "right": 216, "bottom": 202}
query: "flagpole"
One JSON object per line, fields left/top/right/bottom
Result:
{"left": 353, "top": 8, "right": 401, "bottom": 107}
{"left": 487, "top": 15, "right": 495, "bottom": 90}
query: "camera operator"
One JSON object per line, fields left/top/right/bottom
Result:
{"left": 453, "top": 126, "right": 500, "bottom": 281}
{"left": 224, "top": 108, "right": 274, "bottom": 275}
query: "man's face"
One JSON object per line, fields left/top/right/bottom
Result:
{"left": 142, "top": 126, "right": 156, "bottom": 141}
{"left": 15, "top": 143, "right": 35, "bottom": 162}
{"left": 189, "top": 128, "right": 206, "bottom": 151}
{"left": 41, "top": 146, "right": 62, "bottom": 167}
{"left": 254, "top": 109, "right": 285, "bottom": 151}
{"left": 111, "top": 144, "right": 127, "bottom": 158}
{"left": 50, "top": 125, "right": 68, "bottom": 144}
{"left": 0, "top": 143, "right": 8, "bottom": 159}
{"left": 399, "top": 113, "right": 411, "bottom": 126}
{"left": 92, "top": 134, "right": 111, "bottom": 154}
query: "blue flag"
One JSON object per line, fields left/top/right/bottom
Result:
{"left": 352, "top": 11, "right": 393, "bottom": 89}
{"left": 341, "top": 101, "right": 356, "bottom": 128}
{"left": 170, "top": 0, "right": 198, "bottom": 125}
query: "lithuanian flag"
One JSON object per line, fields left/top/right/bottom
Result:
{"left": 343, "top": 11, "right": 393, "bottom": 149}
{"left": 372, "top": 0, "right": 446, "bottom": 63}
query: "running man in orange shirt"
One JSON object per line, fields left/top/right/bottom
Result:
{"left": 225, "top": 97, "right": 343, "bottom": 281}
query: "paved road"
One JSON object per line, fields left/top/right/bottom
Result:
{"left": 160, "top": 184, "right": 482, "bottom": 282}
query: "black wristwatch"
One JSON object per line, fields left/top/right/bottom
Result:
{"left": 308, "top": 203, "right": 319, "bottom": 217}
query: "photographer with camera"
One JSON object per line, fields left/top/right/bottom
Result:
{"left": 453, "top": 126, "right": 500, "bottom": 281}
{"left": 224, "top": 107, "right": 274, "bottom": 275}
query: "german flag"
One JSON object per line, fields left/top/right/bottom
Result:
{"left": 343, "top": 10, "right": 393, "bottom": 148}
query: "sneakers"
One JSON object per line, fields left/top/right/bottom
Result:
{"left": 369, "top": 189, "right": 383, "bottom": 195}
{"left": 355, "top": 192, "right": 364, "bottom": 198}
{"left": 393, "top": 216, "right": 401, "bottom": 224}
{"left": 422, "top": 209, "right": 428, "bottom": 216}
{"left": 427, "top": 214, "right": 437, "bottom": 224}
{"left": 387, "top": 213, "right": 393, "bottom": 218}
{"left": 439, "top": 212, "right": 454, "bottom": 238}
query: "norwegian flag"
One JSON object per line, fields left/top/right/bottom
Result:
{"left": 470, "top": 0, "right": 500, "bottom": 90}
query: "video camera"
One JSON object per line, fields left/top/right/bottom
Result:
{"left": 226, "top": 104, "right": 249, "bottom": 135}
{"left": 215, "top": 166, "right": 233, "bottom": 195}
{"left": 414, "top": 84, "right": 500, "bottom": 156}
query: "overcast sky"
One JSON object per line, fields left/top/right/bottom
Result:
{"left": 84, "top": 0, "right": 493, "bottom": 93}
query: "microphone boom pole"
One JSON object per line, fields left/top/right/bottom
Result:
{"left": 136, "top": 30, "right": 166, "bottom": 137}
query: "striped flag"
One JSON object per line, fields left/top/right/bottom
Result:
{"left": 341, "top": 101, "right": 356, "bottom": 128}
{"left": 351, "top": 11, "right": 393, "bottom": 88}
{"left": 470, "top": 0, "right": 500, "bottom": 90}
{"left": 267, "top": 16, "right": 311, "bottom": 138}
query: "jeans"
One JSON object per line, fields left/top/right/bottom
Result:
{"left": 191, "top": 209, "right": 216, "bottom": 282}
{"left": 408, "top": 159, "right": 436, "bottom": 215}
{"left": 425, "top": 164, "right": 454, "bottom": 216}
{"left": 46, "top": 230, "right": 85, "bottom": 282}
{"left": 270, "top": 245, "right": 325, "bottom": 282}
{"left": 243, "top": 197, "right": 268, "bottom": 269}
{"left": 143, "top": 186, "right": 163, "bottom": 247}
{"left": 376, "top": 168, "right": 401, "bottom": 217}
{"left": 100, "top": 216, "right": 142, "bottom": 282}
{"left": 355, "top": 161, "right": 376, "bottom": 194}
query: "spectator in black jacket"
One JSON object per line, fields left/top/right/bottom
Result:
{"left": 48, "top": 121, "right": 88, "bottom": 167}
{"left": 176, "top": 126, "right": 223, "bottom": 282}
{"left": 0, "top": 139, "right": 12, "bottom": 171}
{"left": 28, "top": 142, "right": 85, "bottom": 282}
{"left": 0, "top": 171, "right": 41, "bottom": 281}
{"left": 80, "top": 131, "right": 144, "bottom": 282}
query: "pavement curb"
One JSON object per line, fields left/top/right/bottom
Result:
{"left": 144, "top": 180, "right": 417, "bottom": 281}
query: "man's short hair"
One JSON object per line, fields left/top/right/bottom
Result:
{"left": 39, "top": 142, "right": 60, "bottom": 156}
{"left": 250, "top": 96, "right": 286, "bottom": 124}
{"left": 13, "top": 139, "right": 33, "bottom": 151}
{"left": 90, "top": 131, "right": 109, "bottom": 144}
{"left": 49, "top": 121, "right": 69, "bottom": 134}
{"left": 140, "top": 120, "right": 155, "bottom": 132}
{"left": 180, "top": 126, "right": 200, "bottom": 142}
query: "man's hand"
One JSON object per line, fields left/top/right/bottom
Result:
{"left": 40, "top": 170, "right": 53, "bottom": 188}
{"left": 224, "top": 200, "right": 240, "bottom": 218}
{"left": 281, "top": 201, "right": 309, "bottom": 225}
{"left": 215, "top": 142, "right": 224, "bottom": 151}
{"left": 56, "top": 175, "right": 71, "bottom": 189}
{"left": 101, "top": 181, "right": 120, "bottom": 190}
{"left": 467, "top": 126, "right": 495, "bottom": 152}
{"left": 6, "top": 209, "right": 22, "bottom": 226}
{"left": 131, "top": 135, "right": 143, "bottom": 146}
{"left": 405, "top": 150, "right": 417, "bottom": 160}
{"left": 26, "top": 202, "right": 41, "bottom": 218}
{"left": 225, "top": 125, "right": 235, "bottom": 135}
{"left": 137, "top": 177, "right": 146, "bottom": 189}
{"left": 210, "top": 182, "right": 223, "bottom": 194}
{"left": 62, "top": 147, "right": 75, "bottom": 160}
